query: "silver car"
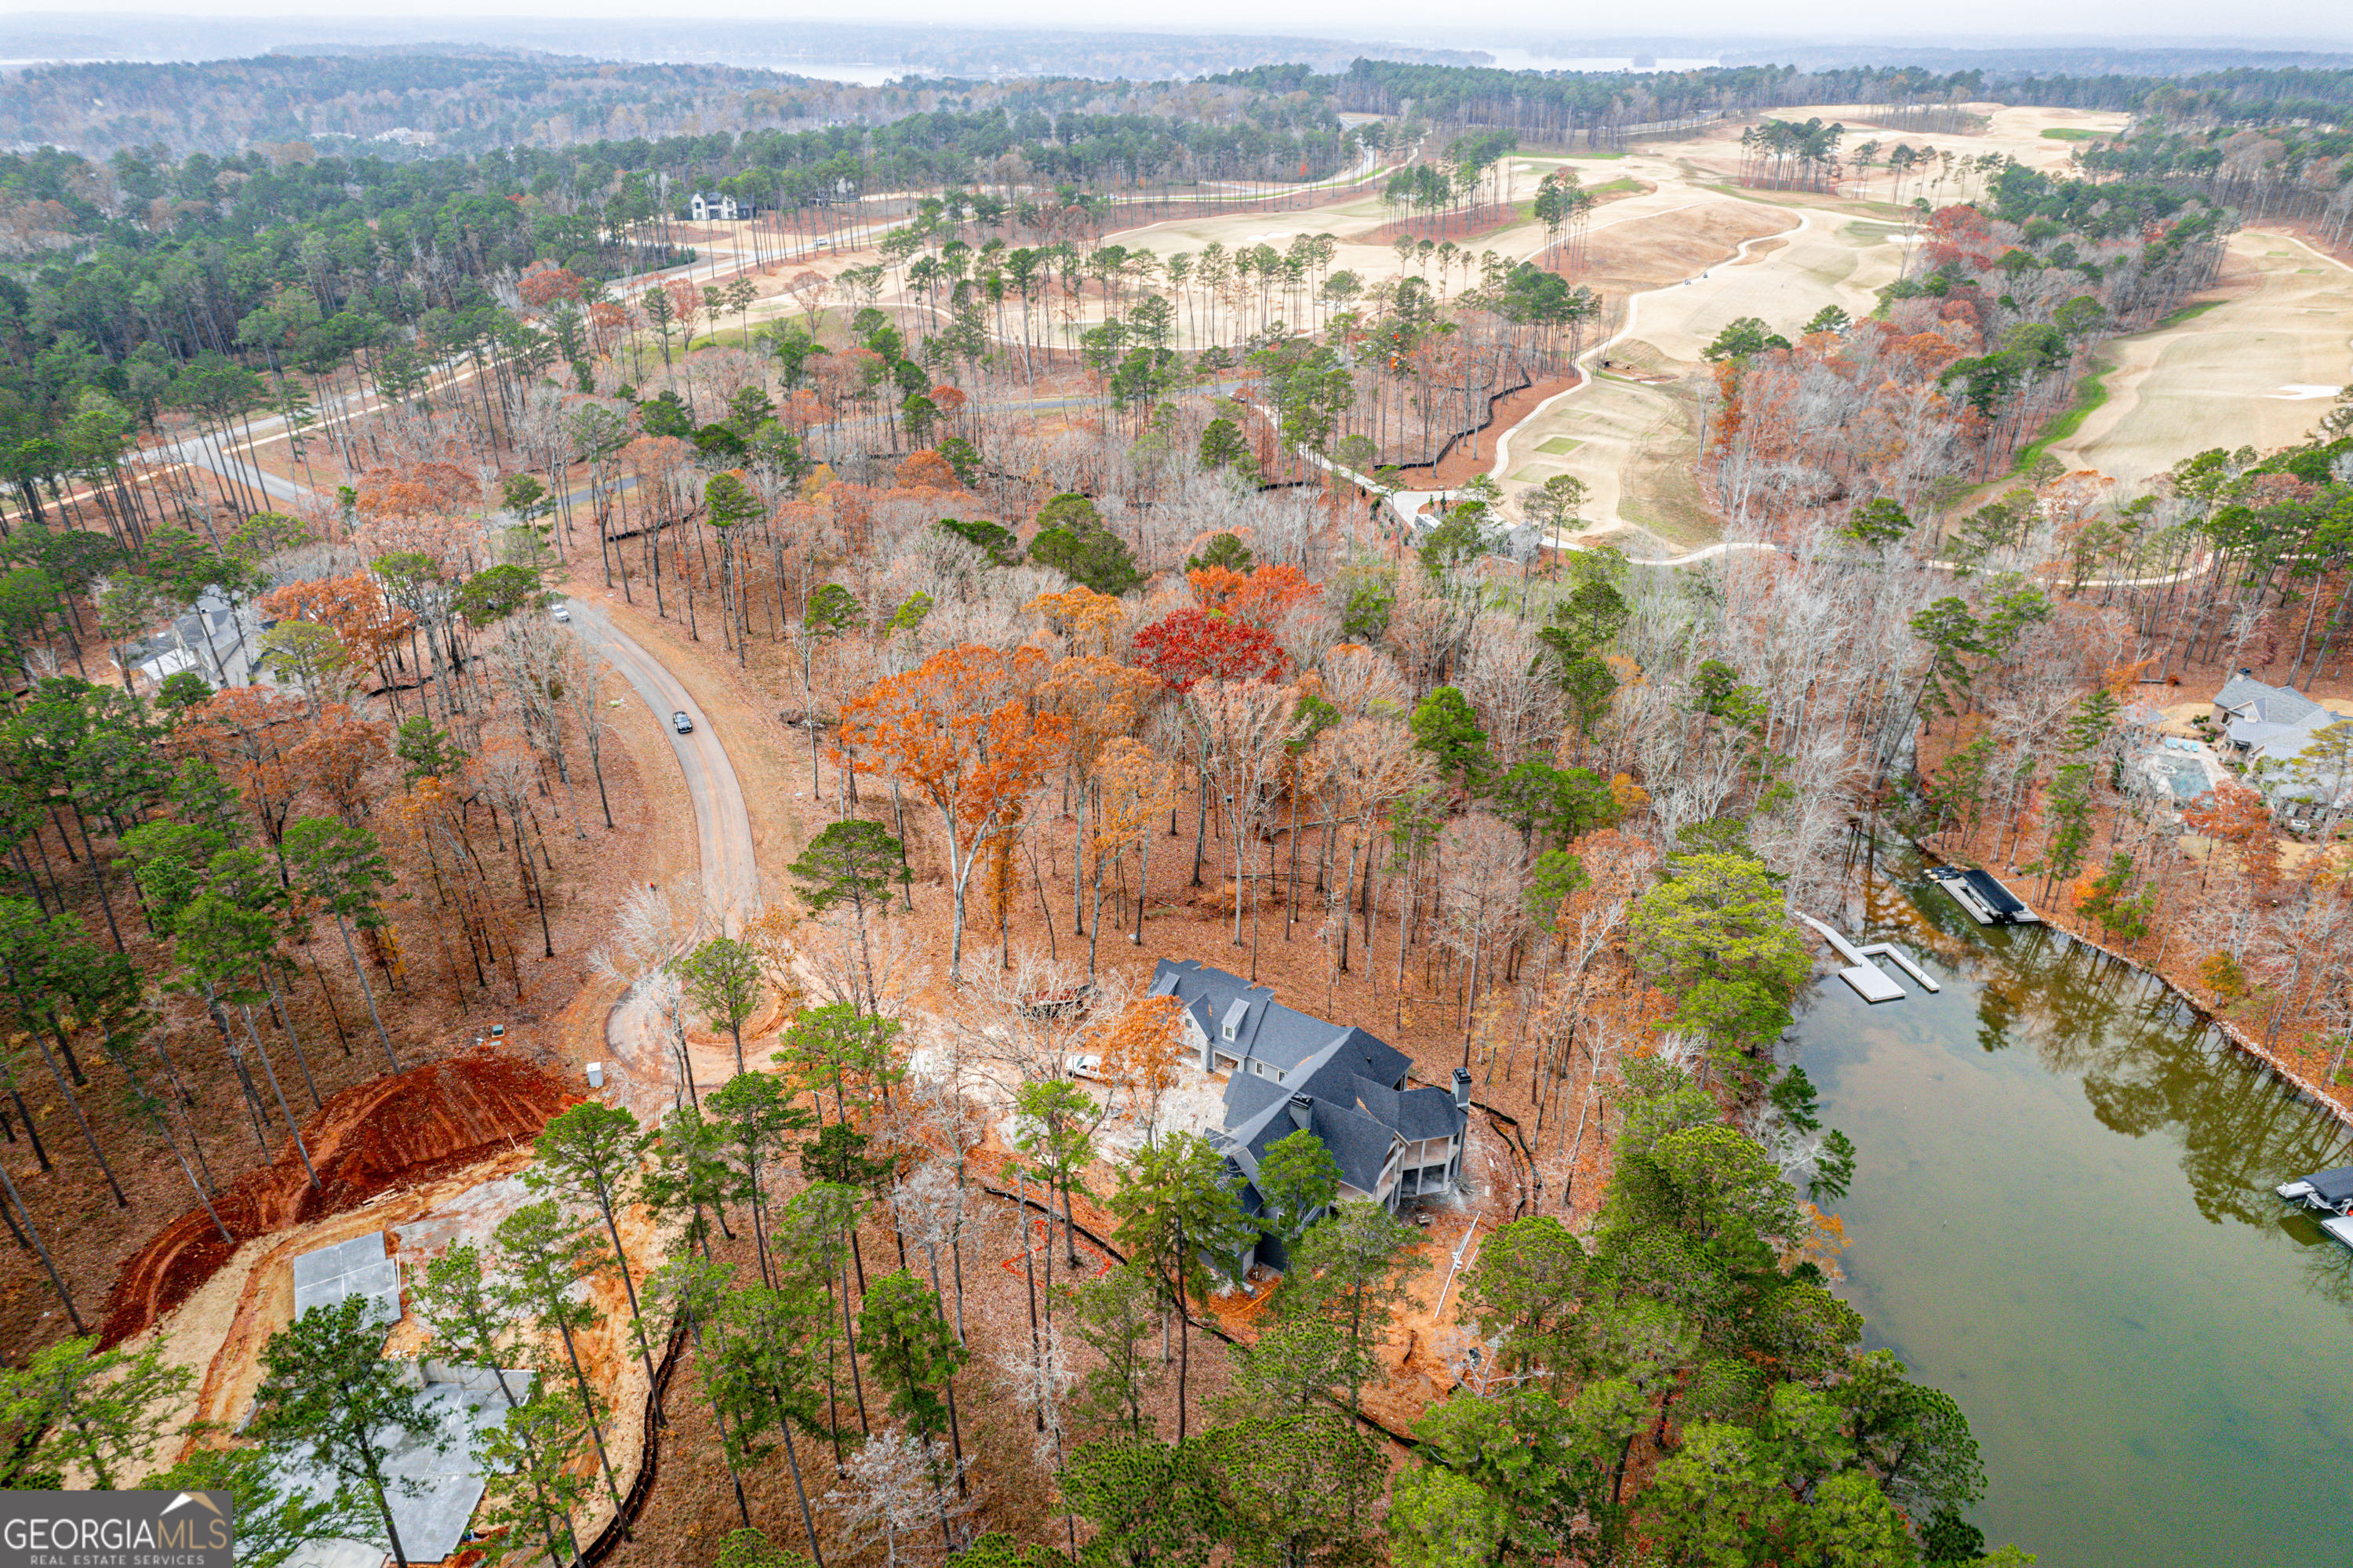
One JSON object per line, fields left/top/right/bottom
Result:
{"left": 671, "top": 711, "right": 693, "bottom": 734}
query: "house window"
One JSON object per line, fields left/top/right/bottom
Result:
{"left": 1224, "top": 1021, "right": 1237, "bottom": 1041}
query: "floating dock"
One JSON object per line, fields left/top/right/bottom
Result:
{"left": 1797, "top": 913, "right": 1940, "bottom": 1003}
{"left": 1926, "top": 866, "right": 2041, "bottom": 926}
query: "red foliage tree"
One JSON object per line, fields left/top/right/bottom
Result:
{"left": 1921, "top": 204, "right": 1998, "bottom": 271}
{"left": 1133, "top": 608, "right": 1289, "bottom": 691}
{"left": 519, "top": 266, "right": 585, "bottom": 310}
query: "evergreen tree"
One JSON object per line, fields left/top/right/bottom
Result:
{"left": 1408, "top": 686, "right": 1491, "bottom": 789}
{"left": 0, "top": 1335, "right": 193, "bottom": 1488}
{"left": 148, "top": 1442, "right": 353, "bottom": 1568}
{"left": 1282, "top": 1199, "right": 1427, "bottom": 1413}
{"left": 493, "top": 1200, "right": 629, "bottom": 1519}
{"left": 1031, "top": 494, "right": 1143, "bottom": 596}
{"left": 248, "top": 1299, "right": 448, "bottom": 1568}
{"left": 1107, "top": 1133, "right": 1256, "bottom": 1442}
{"left": 1251, "top": 1129, "right": 1340, "bottom": 1259}
{"left": 281, "top": 817, "right": 401, "bottom": 1071}
{"left": 677, "top": 935, "right": 763, "bottom": 1074}
{"left": 530, "top": 1102, "right": 663, "bottom": 1410}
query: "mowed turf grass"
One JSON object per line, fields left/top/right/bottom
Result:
{"left": 2042, "top": 232, "right": 2353, "bottom": 484}
{"left": 1492, "top": 197, "right": 1910, "bottom": 551}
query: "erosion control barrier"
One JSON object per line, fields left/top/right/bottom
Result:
{"left": 580, "top": 1314, "right": 693, "bottom": 1567}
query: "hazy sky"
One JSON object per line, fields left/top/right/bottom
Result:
{"left": 0, "top": 0, "right": 2345, "bottom": 44}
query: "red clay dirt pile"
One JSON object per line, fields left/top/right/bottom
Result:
{"left": 100, "top": 1053, "right": 577, "bottom": 1344}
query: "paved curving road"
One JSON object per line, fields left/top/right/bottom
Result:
{"left": 562, "top": 598, "right": 760, "bottom": 937}
{"left": 553, "top": 596, "right": 773, "bottom": 1109}
{"left": 128, "top": 404, "right": 765, "bottom": 1093}
{"left": 140, "top": 438, "right": 759, "bottom": 935}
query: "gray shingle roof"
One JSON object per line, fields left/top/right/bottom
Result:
{"left": 2217, "top": 672, "right": 2322, "bottom": 729}
{"left": 1389, "top": 1085, "right": 1466, "bottom": 1143}
{"left": 1158, "top": 959, "right": 1464, "bottom": 1202}
{"left": 1223, "top": 1070, "right": 1289, "bottom": 1129}
{"left": 1230, "top": 1091, "right": 1399, "bottom": 1194}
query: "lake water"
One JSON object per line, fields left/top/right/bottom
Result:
{"left": 1795, "top": 862, "right": 2353, "bottom": 1566}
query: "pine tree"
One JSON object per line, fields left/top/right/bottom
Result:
{"left": 492, "top": 1200, "right": 628, "bottom": 1519}
{"left": 281, "top": 817, "right": 402, "bottom": 1071}
{"left": 1107, "top": 1133, "right": 1255, "bottom": 1442}
{"left": 248, "top": 1299, "right": 448, "bottom": 1568}
{"left": 0, "top": 1334, "right": 193, "bottom": 1487}
{"left": 530, "top": 1102, "right": 663, "bottom": 1408}
{"left": 677, "top": 935, "right": 764, "bottom": 1074}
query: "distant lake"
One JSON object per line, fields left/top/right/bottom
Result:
{"left": 1481, "top": 51, "right": 1724, "bottom": 73}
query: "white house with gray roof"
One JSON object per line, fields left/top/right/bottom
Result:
{"left": 2213, "top": 671, "right": 2353, "bottom": 814}
{"left": 1148, "top": 959, "right": 1470, "bottom": 1269}
{"left": 2215, "top": 671, "right": 2325, "bottom": 752}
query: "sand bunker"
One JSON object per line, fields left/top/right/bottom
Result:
{"left": 1485, "top": 205, "right": 1911, "bottom": 548}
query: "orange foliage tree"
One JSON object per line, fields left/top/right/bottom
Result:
{"left": 835, "top": 646, "right": 1071, "bottom": 977}
{"left": 1041, "top": 657, "right": 1164, "bottom": 965}
{"left": 179, "top": 687, "right": 311, "bottom": 841}
{"left": 1093, "top": 735, "right": 1180, "bottom": 953}
{"left": 2186, "top": 779, "right": 2281, "bottom": 889}
{"left": 355, "top": 463, "right": 478, "bottom": 519}
{"left": 282, "top": 705, "right": 391, "bottom": 825}
{"left": 1027, "top": 585, "right": 1128, "bottom": 657}
{"left": 893, "top": 449, "right": 962, "bottom": 493}
{"left": 1093, "top": 991, "right": 1186, "bottom": 1141}
{"left": 1187, "top": 562, "right": 1315, "bottom": 631}
{"left": 259, "top": 573, "right": 417, "bottom": 702}
{"left": 663, "top": 278, "right": 704, "bottom": 350}
{"left": 519, "top": 265, "right": 585, "bottom": 310}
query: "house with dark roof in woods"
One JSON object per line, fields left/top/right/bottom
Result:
{"left": 1147, "top": 958, "right": 1471, "bottom": 1270}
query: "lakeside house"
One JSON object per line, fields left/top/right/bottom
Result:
{"left": 1147, "top": 959, "right": 1471, "bottom": 1269}
{"left": 125, "top": 586, "right": 268, "bottom": 689}
{"left": 2213, "top": 671, "right": 2353, "bottom": 820}
{"left": 2213, "top": 671, "right": 2326, "bottom": 754}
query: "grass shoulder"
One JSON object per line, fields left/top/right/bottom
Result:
{"left": 2155, "top": 299, "right": 2225, "bottom": 329}
{"left": 2002, "top": 362, "right": 2114, "bottom": 481}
